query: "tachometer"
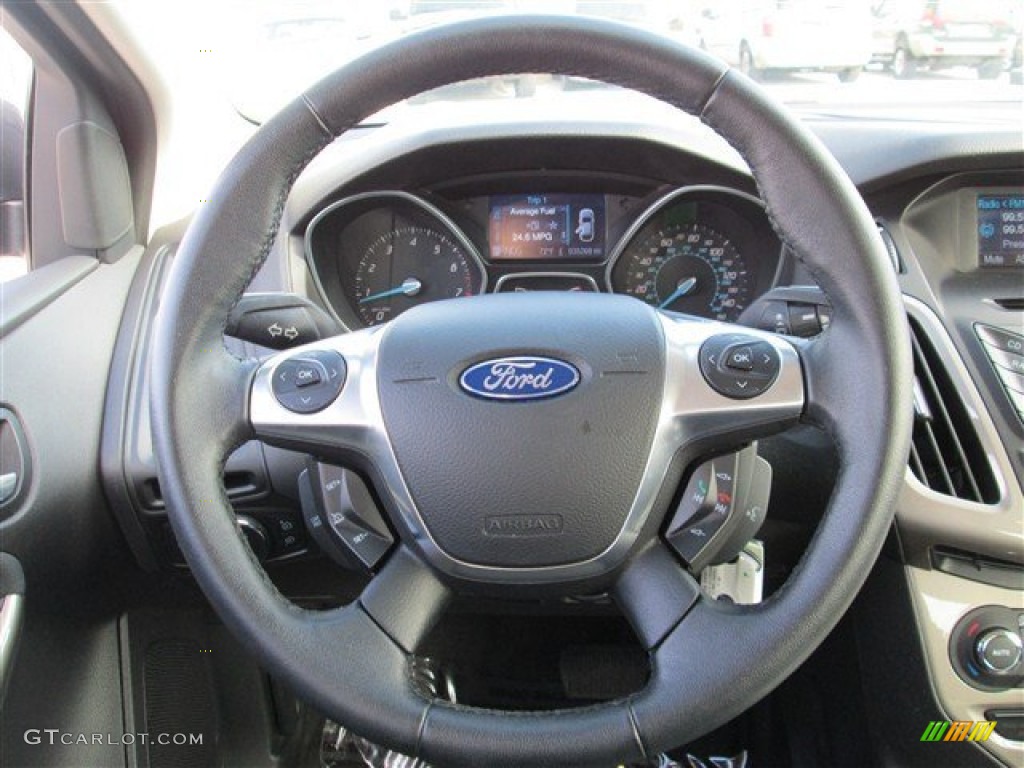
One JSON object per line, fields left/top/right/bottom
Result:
{"left": 615, "top": 221, "right": 751, "bottom": 321}
{"left": 305, "top": 191, "right": 486, "bottom": 329}
{"left": 355, "top": 226, "right": 478, "bottom": 326}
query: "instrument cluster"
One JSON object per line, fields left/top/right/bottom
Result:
{"left": 304, "top": 186, "right": 783, "bottom": 329}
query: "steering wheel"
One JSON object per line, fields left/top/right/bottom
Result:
{"left": 150, "top": 16, "right": 912, "bottom": 767}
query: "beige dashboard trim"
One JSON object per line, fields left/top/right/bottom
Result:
{"left": 906, "top": 566, "right": 1023, "bottom": 767}
{"left": 899, "top": 296, "right": 1024, "bottom": 767}
{"left": 898, "top": 296, "right": 1023, "bottom": 567}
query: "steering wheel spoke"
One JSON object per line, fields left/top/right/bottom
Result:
{"left": 657, "top": 313, "right": 805, "bottom": 456}
{"left": 249, "top": 327, "right": 388, "bottom": 464}
{"left": 359, "top": 545, "right": 451, "bottom": 654}
{"left": 613, "top": 541, "right": 701, "bottom": 650}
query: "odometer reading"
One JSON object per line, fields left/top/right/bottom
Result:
{"left": 354, "top": 226, "right": 478, "bottom": 326}
{"left": 616, "top": 222, "right": 752, "bottom": 321}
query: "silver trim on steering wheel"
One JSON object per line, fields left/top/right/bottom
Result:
{"left": 249, "top": 313, "right": 804, "bottom": 584}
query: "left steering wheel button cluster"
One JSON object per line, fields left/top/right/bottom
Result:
{"left": 700, "top": 334, "right": 780, "bottom": 399}
{"left": 299, "top": 462, "right": 394, "bottom": 570}
{"left": 272, "top": 350, "right": 347, "bottom": 413}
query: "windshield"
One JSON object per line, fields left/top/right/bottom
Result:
{"left": 114, "top": 0, "right": 1022, "bottom": 122}
{"left": 108, "top": 1, "right": 1021, "bottom": 222}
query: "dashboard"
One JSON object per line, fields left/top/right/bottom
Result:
{"left": 95, "top": 105, "right": 1024, "bottom": 768}
{"left": 304, "top": 184, "right": 782, "bottom": 329}
{"left": 274, "top": 117, "right": 1024, "bottom": 766}
{"left": 6, "top": 7, "right": 1024, "bottom": 768}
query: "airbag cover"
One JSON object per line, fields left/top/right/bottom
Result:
{"left": 377, "top": 293, "right": 664, "bottom": 569}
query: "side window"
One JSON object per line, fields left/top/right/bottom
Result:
{"left": 0, "top": 24, "right": 32, "bottom": 282}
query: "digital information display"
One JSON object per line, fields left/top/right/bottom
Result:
{"left": 977, "top": 194, "right": 1024, "bottom": 268}
{"left": 488, "top": 194, "right": 605, "bottom": 261}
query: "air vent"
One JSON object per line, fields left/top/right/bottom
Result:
{"left": 907, "top": 318, "right": 998, "bottom": 503}
{"left": 992, "top": 297, "right": 1024, "bottom": 311}
{"left": 139, "top": 471, "right": 262, "bottom": 510}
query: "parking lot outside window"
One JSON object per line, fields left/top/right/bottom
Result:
{"left": 0, "top": 23, "right": 31, "bottom": 282}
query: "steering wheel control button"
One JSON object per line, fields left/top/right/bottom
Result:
{"left": 976, "top": 629, "right": 1024, "bottom": 675}
{"left": 669, "top": 511, "right": 728, "bottom": 565}
{"left": 749, "top": 342, "right": 781, "bottom": 378}
{"left": 665, "top": 456, "right": 735, "bottom": 566}
{"left": 707, "top": 455, "right": 772, "bottom": 567}
{"left": 725, "top": 346, "right": 755, "bottom": 371}
{"left": 950, "top": 606, "right": 1024, "bottom": 691}
{"left": 273, "top": 359, "right": 325, "bottom": 395}
{"left": 294, "top": 363, "right": 323, "bottom": 388}
{"left": 700, "top": 334, "right": 781, "bottom": 399}
{"left": 665, "top": 445, "right": 770, "bottom": 573}
{"left": 299, "top": 462, "right": 393, "bottom": 571}
{"left": 272, "top": 351, "right": 346, "bottom": 413}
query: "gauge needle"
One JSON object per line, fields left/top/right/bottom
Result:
{"left": 359, "top": 277, "right": 423, "bottom": 304}
{"left": 658, "top": 276, "right": 697, "bottom": 309}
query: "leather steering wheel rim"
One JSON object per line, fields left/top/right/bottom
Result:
{"left": 150, "top": 15, "right": 912, "bottom": 767}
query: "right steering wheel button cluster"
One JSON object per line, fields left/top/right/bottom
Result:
{"left": 665, "top": 444, "right": 772, "bottom": 573}
{"left": 700, "top": 333, "right": 781, "bottom": 399}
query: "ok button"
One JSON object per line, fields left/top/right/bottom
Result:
{"left": 294, "top": 364, "right": 323, "bottom": 388}
{"left": 725, "top": 346, "right": 754, "bottom": 371}
{"left": 275, "top": 359, "right": 329, "bottom": 394}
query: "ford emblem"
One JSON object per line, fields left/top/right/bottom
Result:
{"left": 459, "top": 356, "right": 580, "bottom": 401}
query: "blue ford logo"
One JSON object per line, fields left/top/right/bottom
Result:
{"left": 459, "top": 356, "right": 580, "bottom": 401}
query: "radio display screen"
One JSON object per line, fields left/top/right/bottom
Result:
{"left": 488, "top": 194, "right": 605, "bottom": 261}
{"left": 977, "top": 194, "right": 1024, "bottom": 268}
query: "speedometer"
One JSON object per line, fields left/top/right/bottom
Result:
{"left": 354, "top": 226, "right": 478, "bottom": 326}
{"left": 614, "top": 222, "right": 751, "bottom": 321}
{"left": 609, "top": 187, "right": 779, "bottom": 322}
